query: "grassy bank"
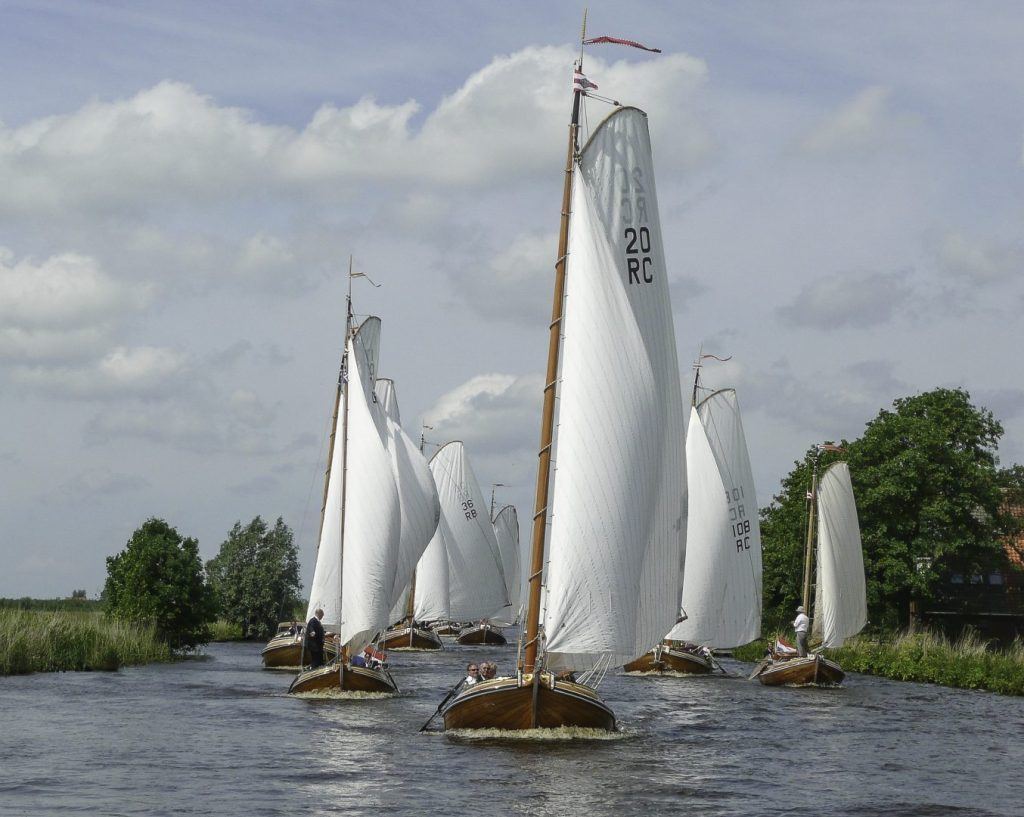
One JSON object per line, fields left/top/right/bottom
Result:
{"left": 832, "top": 630, "right": 1024, "bottom": 696}
{"left": 210, "top": 619, "right": 244, "bottom": 641}
{"left": 0, "top": 609, "right": 171, "bottom": 675}
{"left": 730, "top": 629, "right": 1024, "bottom": 696}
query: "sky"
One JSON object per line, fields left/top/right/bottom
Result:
{"left": 1, "top": 1, "right": 1022, "bottom": 598}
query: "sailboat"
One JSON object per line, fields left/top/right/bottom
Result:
{"left": 440, "top": 39, "right": 686, "bottom": 732}
{"left": 487, "top": 504, "right": 521, "bottom": 629}
{"left": 289, "top": 274, "right": 402, "bottom": 695}
{"left": 625, "top": 376, "right": 763, "bottom": 675}
{"left": 376, "top": 382, "right": 444, "bottom": 652}
{"left": 260, "top": 621, "right": 337, "bottom": 669}
{"left": 751, "top": 458, "right": 866, "bottom": 686}
{"left": 423, "top": 441, "right": 510, "bottom": 646}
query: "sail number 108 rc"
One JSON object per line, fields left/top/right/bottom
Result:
{"left": 622, "top": 166, "right": 654, "bottom": 285}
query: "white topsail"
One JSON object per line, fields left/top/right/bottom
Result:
{"left": 305, "top": 317, "right": 402, "bottom": 652}
{"left": 543, "top": 107, "right": 687, "bottom": 670}
{"left": 490, "top": 505, "right": 521, "bottom": 626}
{"left": 812, "top": 462, "right": 867, "bottom": 649}
{"left": 374, "top": 379, "right": 441, "bottom": 615}
{"left": 668, "top": 390, "right": 762, "bottom": 647}
{"left": 430, "top": 441, "right": 509, "bottom": 622}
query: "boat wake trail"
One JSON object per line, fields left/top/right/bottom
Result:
{"left": 290, "top": 689, "right": 398, "bottom": 700}
{"left": 441, "top": 726, "right": 636, "bottom": 742}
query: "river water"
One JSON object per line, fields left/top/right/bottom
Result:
{"left": 2, "top": 640, "right": 1021, "bottom": 816}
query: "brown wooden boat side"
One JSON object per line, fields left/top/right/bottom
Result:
{"left": 261, "top": 639, "right": 337, "bottom": 668}
{"left": 288, "top": 662, "right": 397, "bottom": 694}
{"left": 623, "top": 646, "right": 712, "bottom": 674}
{"left": 755, "top": 654, "right": 845, "bottom": 686}
{"left": 434, "top": 623, "right": 463, "bottom": 637}
{"left": 380, "top": 626, "right": 443, "bottom": 651}
{"left": 441, "top": 673, "right": 615, "bottom": 731}
{"left": 456, "top": 624, "right": 507, "bottom": 646}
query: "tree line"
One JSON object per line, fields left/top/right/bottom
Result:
{"left": 103, "top": 516, "right": 303, "bottom": 651}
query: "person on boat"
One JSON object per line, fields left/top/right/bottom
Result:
{"left": 350, "top": 651, "right": 367, "bottom": 667}
{"left": 464, "top": 663, "right": 482, "bottom": 685}
{"left": 480, "top": 662, "right": 496, "bottom": 681}
{"left": 793, "top": 605, "right": 810, "bottom": 657}
{"left": 306, "top": 608, "right": 326, "bottom": 668}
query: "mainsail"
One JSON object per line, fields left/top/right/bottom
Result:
{"left": 305, "top": 317, "right": 402, "bottom": 651}
{"left": 543, "top": 107, "right": 687, "bottom": 670}
{"left": 430, "top": 441, "right": 509, "bottom": 622}
{"left": 413, "top": 523, "right": 450, "bottom": 622}
{"left": 490, "top": 505, "right": 521, "bottom": 626}
{"left": 812, "top": 462, "right": 867, "bottom": 648}
{"left": 374, "top": 378, "right": 441, "bottom": 614}
{"left": 669, "top": 390, "right": 762, "bottom": 647}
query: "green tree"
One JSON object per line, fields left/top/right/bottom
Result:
{"left": 206, "top": 516, "right": 301, "bottom": 639}
{"left": 104, "top": 518, "right": 216, "bottom": 650}
{"left": 760, "top": 388, "right": 1013, "bottom": 631}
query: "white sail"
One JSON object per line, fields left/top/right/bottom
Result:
{"left": 812, "top": 462, "right": 867, "bottom": 648}
{"left": 306, "top": 317, "right": 402, "bottom": 652}
{"left": 413, "top": 522, "right": 450, "bottom": 622}
{"left": 430, "top": 441, "right": 509, "bottom": 621}
{"left": 543, "top": 107, "right": 687, "bottom": 670}
{"left": 374, "top": 378, "right": 441, "bottom": 614}
{"left": 374, "top": 378, "right": 401, "bottom": 425}
{"left": 490, "top": 505, "right": 521, "bottom": 626}
{"left": 668, "top": 391, "right": 762, "bottom": 647}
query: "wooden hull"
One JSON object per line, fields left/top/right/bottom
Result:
{"left": 623, "top": 644, "right": 713, "bottom": 674}
{"left": 456, "top": 624, "right": 507, "bottom": 646}
{"left": 260, "top": 637, "right": 337, "bottom": 668}
{"left": 380, "top": 626, "right": 443, "bottom": 651}
{"left": 442, "top": 672, "right": 615, "bottom": 731}
{"left": 288, "top": 661, "right": 397, "bottom": 694}
{"left": 752, "top": 654, "right": 845, "bottom": 686}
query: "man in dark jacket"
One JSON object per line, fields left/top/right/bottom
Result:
{"left": 305, "top": 608, "right": 326, "bottom": 668}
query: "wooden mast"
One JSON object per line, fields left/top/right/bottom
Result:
{"left": 801, "top": 453, "right": 820, "bottom": 612}
{"left": 336, "top": 256, "right": 356, "bottom": 666}
{"left": 521, "top": 12, "right": 586, "bottom": 676}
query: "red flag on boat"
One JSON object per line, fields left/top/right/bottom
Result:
{"left": 818, "top": 443, "right": 844, "bottom": 452}
{"left": 584, "top": 35, "right": 662, "bottom": 53}
{"left": 573, "top": 70, "right": 598, "bottom": 92}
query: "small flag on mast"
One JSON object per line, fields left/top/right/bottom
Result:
{"left": 583, "top": 35, "right": 662, "bottom": 53}
{"left": 817, "top": 443, "right": 844, "bottom": 452}
{"left": 573, "top": 70, "right": 598, "bottom": 92}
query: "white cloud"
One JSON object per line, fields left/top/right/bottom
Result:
{"left": 12, "top": 346, "right": 189, "bottom": 398}
{"left": 937, "top": 230, "right": 1023, "bottom": 284}
{"left": 0, "top": 249, "right": 150, "bottom": 362}
{"left": 0, "top": 48, "right": 711, "bottom": 217}
{"left": 777, "top": 270, "right": 913, "bottom": 329}
{"left": 799, "top": 86, "right": 916, "bottom": 156}
{"left": 426, "top": 372, "right": 542, "bottom": 454}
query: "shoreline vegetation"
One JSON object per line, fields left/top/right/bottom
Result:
{"left": 732, "top": 629, "right": 1024, "bottom": 696}
{"left": 0, "top": 609, "right": 170, "bottom": 675}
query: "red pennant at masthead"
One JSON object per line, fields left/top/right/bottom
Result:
{"left": 583, "top": 35, "right": 662, "bottom": 53}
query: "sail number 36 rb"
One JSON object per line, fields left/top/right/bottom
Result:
{"left": 622, "top": 167, "right": 654, "bottom": 285}
{"left": 727, "top": 486, "right": 752, "bottom": 552}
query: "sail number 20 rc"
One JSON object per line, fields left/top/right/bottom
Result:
{"left": 622, "top": 166, "right": 653, "bottom": 285}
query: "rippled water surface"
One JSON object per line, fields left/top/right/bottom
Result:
{"left": 3, "top": 641, "right": 1021, "bottom": 816}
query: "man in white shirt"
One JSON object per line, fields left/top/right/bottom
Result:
{"left": 793, "top": 605, "right": 810, "bottom": 657}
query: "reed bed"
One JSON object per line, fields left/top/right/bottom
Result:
{"left": 0, "top": 609, "right": 170, "bottom": 675}
{"left": 832, "top": 629, "right": 1024, "bottom": 696}
{"left": 210, "top": 619, "right": 244, "bottom": 641}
